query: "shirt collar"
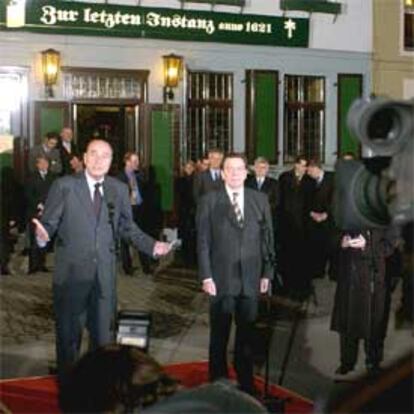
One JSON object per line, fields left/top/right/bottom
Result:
{"left": 225, "top": 184, "right": 244, "bottom": 198}
{"left": 85, "top": 170, "right": 104, "bottom": 187}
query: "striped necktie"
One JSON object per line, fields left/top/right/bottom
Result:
{"left": 232, "top": 192, "right": 243, "bottom": 228}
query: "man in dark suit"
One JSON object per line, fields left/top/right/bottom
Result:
{"left": 25, "top": 155, "right": 56, "bottom": 274}
{"left": 278, "top": 156, "right": 313, "bottom": 300}
{"left": 306, "top": 159, "right": 335, "bottom": 279}
{"left": 33, "top": 139, "right": 171, "bottom": 377}
{"left": 193, "top": 148, "right": 224, "bottom": 204}
{"left": 117, "top": 151, "right": 152, "bottom": 275}
{"left": 59, "top": 127, "right": 78, "bottom": 175}
{"left": 197, "top": 153, "right": 274, "bottom": 395}
{"left": 245, "top": 156, "right": 279, "bottom": 230}
{"left": 29, "top": 132, "right": 62, "bottom": 175}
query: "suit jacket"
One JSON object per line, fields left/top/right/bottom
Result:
{"left": 25, "top": 171, "right": 56, "bottom": 219}
{"left": 29, "top": 145, "right": 62, "bottom": 175}
{"left": 193, "top": 169, "right": 224, "bottom": 203}
{"left": 58, "top": 140, "right": 79, "bottom": 176}
{"left": 197, "top": 188, "right": 274, "bottom": 297}
{"left": 116, "top": 169, "right": 146, "bottom": 205}
{"left": 307, "top": 171, "right": 335, "bottom": 225}
{"left": 41, "top": 172, "right": 155, "bottom": 295}
{"left": 278, "top": 169, "right": 313, "bottom": 237}
{"left": 245, "top": 174, "right": 279, "bottom": 213}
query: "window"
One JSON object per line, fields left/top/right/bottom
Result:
{"left": 404, "top": 0, "right": 414, "bottom": 51}
{"left": 186, "top": 71, "right": 233, "bottom": 161}
{"left": 284, "top": 75, "right": 325, "bottom": 163}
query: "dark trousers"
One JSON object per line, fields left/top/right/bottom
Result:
{"left": 120, "top": 205, "right": 151, "bottom": 274}
{"left": 209, "top": 295, "right": 258, "bottom": 393}
{"left": 307, "top": 223, "right": 334, "bottom": 279}
{"left": 53, "top": 275, "right": 115, "bottom": 377}
{"left": 29, "top": 224, "right": 46, "bottom": 272}
{"left": 339, "top": 335, "right": 384, "bottom": 369}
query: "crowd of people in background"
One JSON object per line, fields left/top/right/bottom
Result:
{"left": 0, "top": 134, "right": 412, "bottom": 383}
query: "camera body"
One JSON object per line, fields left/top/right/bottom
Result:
{"left": 335, "top": 97, "right": 414, "bottom": 230}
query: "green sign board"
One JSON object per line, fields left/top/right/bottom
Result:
{"left": 0, "top": 0, "right": 309, "bottom": 47}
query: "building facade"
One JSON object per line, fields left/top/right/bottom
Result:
{"left": 372, "top": 0, "right": 414, "bottom": 99}
{"left": 0, "top": 0, "right": 372, "bottom": 210}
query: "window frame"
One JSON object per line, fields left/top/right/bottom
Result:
{"left": 186, "top": 70, "right": 233, "bottom": 162}
{"left": 400, "top": 0, "right": 414, "bottom": 55}
{"left": 283, "top": 74, "right": 326, "bottom": 164}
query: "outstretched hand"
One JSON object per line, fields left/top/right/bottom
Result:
{"left": 153, "top": 241, "right": 171, "bottom": 257}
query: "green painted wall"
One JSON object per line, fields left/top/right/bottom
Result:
{"left": 151, "top": 110, "right": 174, "bottom": 211}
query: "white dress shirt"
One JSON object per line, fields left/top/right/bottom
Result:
{"left": 85, "top": 170, "right": 104, "bottom": 201}
{"left": 225, "top": 185, "right": 244, "bottom": 217}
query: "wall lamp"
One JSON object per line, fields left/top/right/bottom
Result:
{"left": 163, "top": 53, "right": 183, "bottom": 103}
{"left": 41, "top": 48, "right": 60, "bottom": 98}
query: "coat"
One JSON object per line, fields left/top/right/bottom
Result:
{"left": 193, "top": 169, "right": 224, "bottom": 204}
{"left": 331, "top": 229, "right": 392, "bottom": 340}
{"left": 25, "top": 171, "right": 56, "bottom": 219}
{"left": 58, "top": 140, "right": 79, "bottom": 175}
{"left": 245, "top": 174, "right": 279, "bottom": 214}
{"left": 196, "top": 188, "right": 274, "bottom": 297}
{"left": 29, "top": 144, "right": 62, "bottom": 175}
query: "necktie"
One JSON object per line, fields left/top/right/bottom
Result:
{"left": 232, "top": 192, "right": 243, "bottom": 228}
{"left": 257, "top": 178, "right": 263, "bottom": 190}
{"left": 129, "top": 174, "right": 143, "bottom": 206}
{"left": 93, "top": 182, "right": 102, "bottom": 217}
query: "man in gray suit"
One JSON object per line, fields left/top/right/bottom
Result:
{"left": 29, "top": 132, "right": 62, "bottom": 175}
{"left": 193, "top": 148, "right": 224, "bottom": 203}
{"left": 33, "top": 139, "right": 171, "bottom": 376}
{"left": 196, "top": 153, "right": 274, "bottom": 395}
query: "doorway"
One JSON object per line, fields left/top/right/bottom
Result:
{"left": 73, "top": 103, "right": 139, "bottom": 174}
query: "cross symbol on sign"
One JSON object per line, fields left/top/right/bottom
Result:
{"left": 284, "top": 18, "right": 296, "bottom": 39}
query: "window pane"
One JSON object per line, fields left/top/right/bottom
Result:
{"left": 284, "top": 75, "right": 325, "bottom": 163}
{"left": 404, "top": 11, "right": 414, "bottom": 50}
{"left": 187, "top": 72, "right": 233, "bottom": 161}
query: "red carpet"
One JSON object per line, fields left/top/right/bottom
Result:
{"left": 0, "top": 361, "right": 313, "bottom": 413}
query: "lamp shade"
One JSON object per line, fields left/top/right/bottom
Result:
{"left": 163, "top": 54, "right": 183, "bottom": 88}
{"left": 41, "top": 48, "right": 60, "bottom": 86}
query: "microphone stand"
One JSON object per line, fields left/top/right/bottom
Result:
{"left": 260, "top": 221, "right": 287, "bottom": 414}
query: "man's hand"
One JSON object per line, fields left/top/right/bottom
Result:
{"left": 260, "top": 278, "right": 270, "bottom": 294}
{"left": 310, "top": 211, "right": 328, "bottom": 222}
{"left": 32, "top": 218, "right": 50, "bottom": 243}
{"left": 349, "top": 234, "right": 366, "bottom": 250}
{"left": 202, "top": 278, "right": 216, "bottom": 296}
{"left": 153, "top": 241, "right": 171, "bottom": 257}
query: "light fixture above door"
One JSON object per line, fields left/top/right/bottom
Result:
{"left": 162, "top": 53, "right": 183, "bottom": 103}
{"left": 41, "top": 48, "right": 61, "bottom": 98}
